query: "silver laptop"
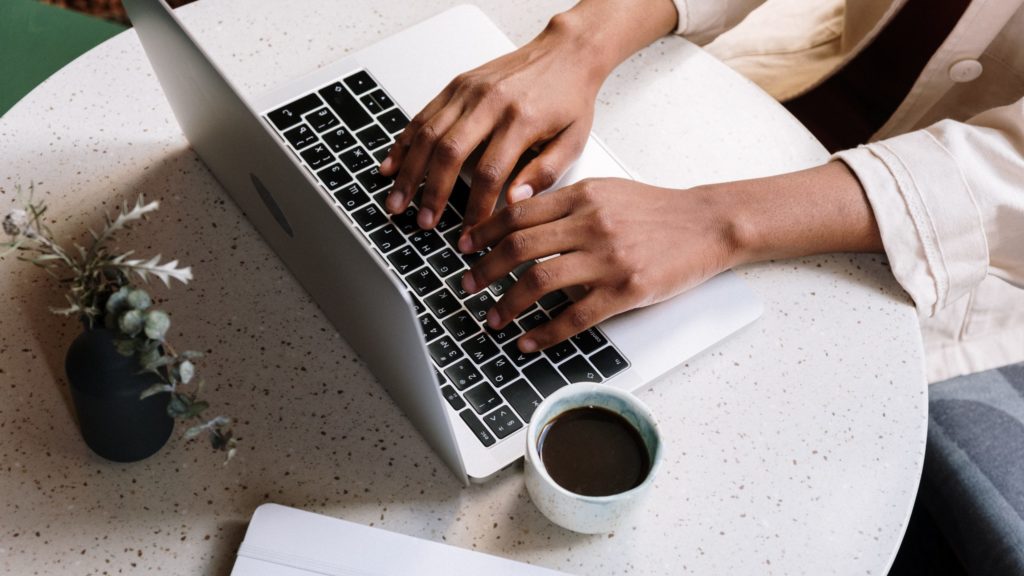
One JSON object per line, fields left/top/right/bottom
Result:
{"left": 124, "top": 0, "right": 763, "bottom": 484}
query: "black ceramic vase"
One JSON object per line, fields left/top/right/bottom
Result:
{"left": 65, "top": 327, "right": 174, "bottom": 462}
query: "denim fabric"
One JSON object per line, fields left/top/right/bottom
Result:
{"left": 924, "top": 364, "right": 1024, "bottom": 576}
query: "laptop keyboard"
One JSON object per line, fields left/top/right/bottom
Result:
{"left": 264, "top": 69, "right": 630, "bottom": 448}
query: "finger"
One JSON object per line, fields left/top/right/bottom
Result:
{"left": 459, "top": 185, "right": 576, "bottom": 253}
{"left": 379, "top": 84, "right": 453, "bottom": 177}
{"left": 518, "top": 289, "right": 618, "bottom": 353}
{"left": 384, "top": 104, "right": 463, "bottom": 214}
{"left": 417, "top": 112, "right": 497, "bottom": 229}
{"left": 506, "top": 122, "right": 590, "bottom": 204}
{"left": 486, "top": 253, "right": 598, "bottom": 330}
{"left": 462, "top": 218, "right": 582, "bottom": 295}
{"left": 461, "top": 123, "right": 534, "bottom": 230}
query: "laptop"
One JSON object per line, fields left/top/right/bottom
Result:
{"left": 123, "top": 0, "right": 763, "bottom": 484}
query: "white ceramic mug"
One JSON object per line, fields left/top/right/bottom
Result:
{"left": 524, "top": 383, "right": 664, "bottom": 534}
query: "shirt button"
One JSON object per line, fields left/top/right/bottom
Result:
{"left": 948, "top": 59, "right": 983, "bottom": 83}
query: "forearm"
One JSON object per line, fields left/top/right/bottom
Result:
{"left": 708, "top": 162, "right": 884, "bottom": 265}
{"left": 544, "top": 0, "right": 679, "bottom": 81}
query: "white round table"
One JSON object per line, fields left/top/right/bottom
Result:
{"left": 0, "top": 1, "right": 927, "bottom": 574}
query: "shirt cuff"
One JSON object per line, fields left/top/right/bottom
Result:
{"left": 670, "top": 0, "right": 726, "bottom": 45}
{"left": 835, "top": 131, "right": 989, "bottom": 317}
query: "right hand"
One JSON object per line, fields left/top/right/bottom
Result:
{"left": 378, "top": 14, "right": 606, "bottom": 234}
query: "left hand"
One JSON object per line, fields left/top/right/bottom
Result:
{"left": 458, "top": 177, "right": 742, "bottom": 352}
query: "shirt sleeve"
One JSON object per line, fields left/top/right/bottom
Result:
{"left": 670, "top": 0, "right": 768, "bottom": 45}
{"left": 834, "top": 97, "right": 1024, "bottom": 317}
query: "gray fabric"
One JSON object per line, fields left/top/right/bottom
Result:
{"left": 924, "top": 364, "right": 1024, "bottom": 576}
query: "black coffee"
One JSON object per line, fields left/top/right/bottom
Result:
{"left": 537, "top": 406, "right": 651, "bottom": 497}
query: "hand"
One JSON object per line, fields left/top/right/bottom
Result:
{"left": 458, "top": 178, "right": 742, "bottom": 352}
{"left": 378, "top": 15, "right": 605, "bottom": 232}
{"left": 457, "top": 162, "right": 882, "bottom": 353}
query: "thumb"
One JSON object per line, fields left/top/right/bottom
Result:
{"left": 506, "top": 123, "right": 588, "bottom": 204}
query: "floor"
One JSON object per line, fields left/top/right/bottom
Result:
{"left": 889, "top": 494, "right": 968, "bottom": 576}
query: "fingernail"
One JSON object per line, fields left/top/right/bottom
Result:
{"left": 519, "top": 338, "right": 537, "bottom": 353}
{"left": 487, "top": 308, "right": 500, "bottom": 329}
{"left": 417, "top": 207, "right": 434, "bottom": 229}
{"left": 458, "top": 233, "right": 474, "bottom": 253}
{"left": 380, "top": 157, "right": 393, "bottom": 174}
{"left": 462, "top": 271, "right": 477, "bottom": 293}
{"left": 509, "top": 184, "right": 534, "bottom": 203}
{"left": 386, "top": 190, "right": 404, "bottom": 213}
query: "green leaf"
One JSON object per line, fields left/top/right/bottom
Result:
{"left": 179, "top": 360, "right": 195, "bottom": 384}
{"left": 138, "top": 347, "right": 161, "bottom": 371}
{"left": 118, "top": 309, "right": 144, "bottom": 337}
{"left": 143, "top": 310, "right": 170, "bottom": 341}
{"left": 166, "top": 394, "right": 189, "bottom": 418}
{"left": 183, "top": 400, "right": 209, "bottom": 419}
{"left": 180, "top": 350, "right": 204, "bottom": 360}
{"left": 140, "top": 383, "right": 174, "bottom": 399}
{"left": 183, "top": 424, "right": 206, "bottom": 440}
{"left": 126, "top": 288, "right": 152, "bottom": 311}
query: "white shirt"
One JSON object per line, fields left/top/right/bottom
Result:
{"left": 671, "top": 0, "right": 1024, "bottom": 382}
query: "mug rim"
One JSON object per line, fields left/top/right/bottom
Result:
{"left": 525, "top": 382, "right": 663, "bottom": 503}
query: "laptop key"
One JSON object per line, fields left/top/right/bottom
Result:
{"left": 368, "top": 224, "right": 404, "bottom": 254}
{"left": 427, "top": 248, "right": 462, "bottom": 278}
{"left": 407, "top": 292, "right": 424, "bottom": 316}
{"left": 367, "top": 89, "right": 394, "bottom": 112}
{"left": 462, "top": 333, "right": 499, "bottom": 365}
{"left": 481, "top": 355, "right": 518, "bottom": 387}
{"left": 418, "top": 314, "right": 444, "bottom": 342}
{"left": 339, "top": 146, "right": 374, "bottom": 173}
{"left": 351, "top": 204, "right": 387, "bottom": 232}
{"left": 464, "top": 383, "right": 501, "bottom": 414}
{"left": 543, "top": 339, "right": 578, "bottom": 364}
{"left": 427, "top": 336, "right": 462, "bottom": 368}
{"left": 488, "top": 275, "right": 514, "bottom": 298}
{"left": 343, "top": 70, "right": 377, "bottom": 95}
{"left": 459, "top": 409, "right": 495, "bottom": 447}
{"left": 538, "top": 290, "right": 569, "bottom": 310}
{"left": 445, "top": 358, "right": 484, "bottom": 391}
{"left": 387, "top": 246, "right": 422, "bottom": 275}
{"left": 482, "top": 406, "right": 523, "bottom": 439}
{"left": 356, "top": 166, "right": 392, "bottom": 194}
{"left": 486, "top": 321, "right": 522, "bottom": 345}
{"left": 319, "top": 82, "right": 372, "bottom": 130}
{"left": 435, "top": 208, "right": 462, "bottom": 233}
{"left": 465, "top": 292, "right": 496, "bottom": 324}
{"left": 409, "top": 229, "right": 446, "bottom": 256}
{"left": 557, "top": 355, "right": 602, "bottom": 384}
{"left": 283, "top": 123, "right": 317, "bottom": 149}
{"left": 441, "top": 385, "right": 466, "bottom": 411}
{"left": 359, "top": 92, "right": 383, "bottom": 115}
{"left": 433, "top": 366, "right": 445, "bottom": 386}
{"left": 356, "top": 124, "right": 391, "bottom": 151}
{"left": 518, "top": 309, "right": 549, "bottom": 332}
{"left": 306, "top": 107, "right": 340, "bottom": 132}
{"left": 523, "top": 359, "right": 568, "bottom": 397}
{"left": 442, "top": 310, "right": 479, "bottom": 342}
{"left": 392, "top": 206, "right": 419, "bottom": 235}
{"left": 317, "top": 163, "right": 351, "bottom": 191}
{"left": 406, "top": 267, "right": 442, "bottom": 297}
{"left": 424, "top": 289, "right": 459, "bottom": 319}
{"left": 323, "top": 126, "right": 357, "bottom": 153}
{"left": 379, "top": 108, "right": 409, "bottom": 133}
{"left": 503, "top": 340, "right": 540, "bottom": 367}
{"left": 591, "top": 346, "right": 628, "bottom": 379}
{"left": 300, "top": 143, "right": 334, "bottom": 170}
{"left": 572, "top": 328, "right": 608, "bottom": 355}
{"left": 449, "top": 178, "right": 471, "bottom": 215}
{"left": 373, "top": 146, "right": 391, "bottom": 164}
{"left": 267, "top": 93, "right": 322, "bottom": 130}
{"left": 333, "top": 183, "right": 369, "bottom": 212}
{"left": 501, "top": 380, "right": 542, "bottom": 422}
{"left": 446, "top": 273, "right": 470, "bottom": 300}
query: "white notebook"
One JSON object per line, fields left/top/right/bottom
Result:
{"left": 230, "top": 504, "right": 571, "bottom": 576}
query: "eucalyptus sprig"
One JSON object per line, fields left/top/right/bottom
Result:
{"left": 3, "top": 184, "right": 236, "bottom": 461}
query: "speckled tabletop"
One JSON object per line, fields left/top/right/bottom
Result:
{"left": 0, "top": 1, "right": 927, "bottom": 574}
